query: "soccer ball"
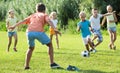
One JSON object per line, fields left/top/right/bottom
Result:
{"left": 81, "top": 50, "right": 90, "bottom": 57}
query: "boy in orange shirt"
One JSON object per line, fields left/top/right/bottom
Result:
{"left": 10, "top": 3, "right": 61, "bottom": 69}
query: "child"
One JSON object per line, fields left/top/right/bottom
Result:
{"left": 6, "top": 9, "right": 18, "bottom": 52}
{"left": 10, "top": 3, "right": 61, "bottom": 69}
{"left": 49, "top": 11, "right": 61, "bottom": 49}
{"left": 89, "top": 8, "right": 113, "bottom": 48}
{"left": 102, "top": 5, "right": 117, "bottom": 50}
{"left": 77, "top": 11, "right": 96, "bottom": 53}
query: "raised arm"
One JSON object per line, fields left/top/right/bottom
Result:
{"left": 47, "top": 20, "right": 61, "bottom": 35}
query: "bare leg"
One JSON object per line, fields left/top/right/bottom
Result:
{"left": 112, "top": 31, "right": 116, "bottom": 49}
{"left": 25, "top": 47, "right": 34, "bottom": 68}
{"left": 88, "top": 38, "right": 95, "bottom": 50}
{"left": 92, "top": 35, "right": 97, "bottom": 41}
{"left": 46, "top": 42, "right": 54, "bottom": 64}
{"left": 55, "top": 34, "right": 59, "bottom": 49}
{"left": 108, "top": 30, "right": 113, "bottom": 49}
{"left": 50, "top": 34, "right": 53, "bottom": 41}
{"left": 95, "top": 41, "right": 102, "bottom": 47}
{"left": 13, "top": 34, "right": 18, "bottom": 52}
{"left": 85, "top": 44, "right": 90, "bottom": 52}
{"left": 7, "top": 37, "right": 12, "bottom": 52}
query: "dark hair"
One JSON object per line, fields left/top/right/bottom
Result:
{"left": 92, "top": 8, "right": 98, "bottom": 11}
{"left": 36, "top": 3, "right": 46, "bottom": 12}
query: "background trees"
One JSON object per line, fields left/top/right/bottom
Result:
{"left": 0, "top": 0, "right": 119, "bottom": 31}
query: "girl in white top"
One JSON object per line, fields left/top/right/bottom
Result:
{"left": 6, "top": 9, "right": 18, "bottom": 52}
{"left": 49, "top": 11, "right": 61, "bottom": 49}
{"left": 102, "top": 5, "right": 117, "bottom": 50}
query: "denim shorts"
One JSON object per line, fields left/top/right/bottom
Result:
{"left": 108, "top": 27, "right": 116, "bottom": 32}
{"left": 26, "top": 32, "right": 50, "bottom": 47}
{"left": 92, "top": 29, "right": 103, "bottom": 42}
{"left": 8, "top": 31, "right": 17, "bottom": 37}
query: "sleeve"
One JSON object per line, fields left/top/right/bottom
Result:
{"left": 89, "top": 17, "right": 92, "bottom": 22}
{"left": 88, "top": 21, "right": 91, "bottom": 27}
{"left": 77, "top": 22, "right": 81, "bottom": 28}
{"left": 6, "top": 18, "right": 9, "bottom": 22}
{"left": 22, "top": 15, "right": 32, "bottom": 24}
{"left": 99, "top": 14, "right": 103, "bottom": 18}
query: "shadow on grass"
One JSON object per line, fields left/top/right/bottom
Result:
{"left": 79, "top": 70, "right": 115, "bottom": 73}
{"left": 52, "top": 68, "right": 115, "bottom": 73}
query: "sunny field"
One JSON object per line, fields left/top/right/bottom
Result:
{"left": 0, "top": 31, "right": 120, "bottom": 73}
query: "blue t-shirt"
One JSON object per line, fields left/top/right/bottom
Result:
{"left": 77, "top": 20, "right": 91, "bottom": 38}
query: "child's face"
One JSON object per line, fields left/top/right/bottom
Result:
{"left": 107, "top": 6, "right": 113, "bottom": 12}
{"left": 92, "top": 10, "right": 98, "bottom": 16}
{"left": 80, "top": 14, "right": 85, "bottom": 21}
{"left": 52, "top": 13, "right": 57, "bottom": 19}
{"left": 9, "top": 11, "right": 14, "bottom": 17}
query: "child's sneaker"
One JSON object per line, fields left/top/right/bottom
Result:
{"left": 50, "top": 63, "right": 60, "bottom": 69}
{"left": 24, "top": 67, "right": 30, "bottom": 70}
{"left": 90, "top": 48, "right": 96, "bottom": 53}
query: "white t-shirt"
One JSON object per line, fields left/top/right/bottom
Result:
{"left": 89, "top": 14, "right": 102, "bottom": 30}
{"left": 6, "top": 17, "right": 17, "bottom": 32}
{"left": 106, "top": 14, "right": 116, "bottom": 28}
{"left": 51, "top": 19, "right": 58, "bottom": 28}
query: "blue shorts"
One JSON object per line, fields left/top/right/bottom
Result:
{"left": 108, "top": 27, "right": 116, "bottom": 32}
{"left": 92, "top": 29, "right": 103, "bottom": 42}
{"left": 8, "top": 31, "right": 17, "bottom": 37}
{"left": 26, "top": 32, "right": 50, "bottom": 47}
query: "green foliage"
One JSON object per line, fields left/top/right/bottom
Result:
{"left": 0, "top": 21, "right": 7, "bottom": 31}
{"left": 58, "top": 0, "right": 80, "bottom": 29}
{"left": 67, "top": 19, "right": 79, "bottom": 34}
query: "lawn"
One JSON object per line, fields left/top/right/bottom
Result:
{"left": 0, "top": 31, "right": 120, "bottom": 73}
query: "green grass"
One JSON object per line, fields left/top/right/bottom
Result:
{"left": 0, "top": 31, "right": 120, "bottom": 73}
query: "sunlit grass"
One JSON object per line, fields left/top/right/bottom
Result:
{"left": 0, "top": 31, "right": 120, "bottom": 73}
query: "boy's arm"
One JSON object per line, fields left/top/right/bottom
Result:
{"left": 102, "top": 11, "right": 116, "bottom": 17}
{"left": 47, "top": 20, "right": 61, "bottom": 35}
{"left": 9, "top": 19, "right": 27, "bottom": 29}
{"left": 77, "top": 25, "right": 80, "bottom": 32}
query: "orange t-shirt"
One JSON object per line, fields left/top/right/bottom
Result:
{"left": 23, "top": 12, "right": 50, "bottom": 32}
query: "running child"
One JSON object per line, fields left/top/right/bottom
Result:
{"left": 102, "top": 5, "right": 117, "bottom": 50}
{"left": 49, "top": 11, "right": 61, "bottom": 49}
{"left": 6, "top": 9, "right": 18, "bottom": 52}
{"left": 77, "top": 11, "right": 96, "bottom": 53}
{"left": 10, "top": 3, "right": 61, "bottom": 69}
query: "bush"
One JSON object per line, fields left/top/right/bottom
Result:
{"left": 67, "top": 19, "right": 79, "bottom": 34}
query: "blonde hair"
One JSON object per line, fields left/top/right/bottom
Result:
{"left": 8, "top": 9, "right": 14, "bottom": 14}
{"left": 107, "top": 5, "right": 113, "bottom": 10}
{"left": 49, "top": 11, "right": 57, "bottom": 19}
{"left": 79, "top": 11, "right": 86, "bottom": 17}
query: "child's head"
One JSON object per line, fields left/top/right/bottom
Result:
{"left": 107, "top": 5, "right": 113, "bottom": 13}
{"left": 79, "top": 11, "right": 86, "bottom": 21}
{"left": 8, "top": 9, "right": 15, "bottom": 17}
{"left": 36, "top": 3, "right": 46, "bottom": 12}
{"left": 49, "top": 11, "right": 57, "bottom": 19}
{"left": 92, "top": 8, "right": 98, "bottom": 16}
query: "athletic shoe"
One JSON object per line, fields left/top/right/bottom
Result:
{"left": 90, "top": 48, "right": 96, "bottom": 53}
{"left": 24, "top": 67, "right": 30, "bottom": 70}
{"left": 50, "top": 63, "right": 60, "bottom": 69}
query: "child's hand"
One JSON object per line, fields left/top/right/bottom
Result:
{"left": 8, "top": 26, "right": 15, "bottom": 30}
{"left": 109, "top": 20, "right": 114, "bottom": 23}
{"left": 54, "top": 29, "right": 62, "bottom": 36}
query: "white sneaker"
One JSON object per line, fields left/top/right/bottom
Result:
{"left": 90, "top": 48, "right": 96, "bottom": 53}
{"left": 92, "top": 49, "right": 97, "bottom": 53}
